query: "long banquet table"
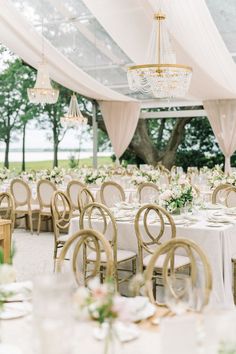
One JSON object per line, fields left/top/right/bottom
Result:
{"left": 69, "top": 209, "right": 236, "bottom": 308}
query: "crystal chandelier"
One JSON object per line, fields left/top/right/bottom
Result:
{"left": 27, "top": 14, "right": 59, "bottom": 104}
{"left": 60, "top": 93, "right": 88, "bottom": 128}
{"left": 27, "top": 60, "right": 59, "bottom": 104}
{"left": 127, "top": 11, "right": 192, "bottom": 99}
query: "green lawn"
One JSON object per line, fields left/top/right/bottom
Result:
{"left": 0, "top": 156, "right": 113, "bottom": 172}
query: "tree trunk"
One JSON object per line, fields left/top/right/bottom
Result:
{"left": 161, "top": 117, "right": 192, "bottom": 169}
{"left": 129, "top": 120, "right": 160, "bottom": 165}
{"left": 53, "top": 141, "right": 58, "bottom": 167}
{"left": 21, "top": 122, "right": 26, "bottom": 171}
{"left": 4, "top": 136, "right": 10, "bottom": 169}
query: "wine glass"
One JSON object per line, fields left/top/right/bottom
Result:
{"left": 164, "top": 275, "right": 193, "bottom": 315}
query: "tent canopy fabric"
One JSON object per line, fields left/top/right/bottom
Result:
{"left": 2, "top": 0, "right": 236, "bottom": 165}
{"left": 2, "top": 0, "right": 236, "bottom": 103}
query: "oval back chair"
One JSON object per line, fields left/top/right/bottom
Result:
{"left": 80, "top": 202, "right": 136, "bottom": 288}
{"left": 100, "top": 181, "right": 125, "bottom": 207}
{"left": 78, "top": 187, "right": 95, "bottom": 213}
{"left": 137, "top": 182, "right": 160, "bottom": 204}
{"left": 212, "top": 183, "right": 233, "bottom": 205}
{"left": 37, "top": 179, "right": 57, "bottom": 234}
{"left": 0, "top": 192, "right": 15, "bottom": 231}
{"left": 10, "top": 178, "right": 36, "bottom": 234}
{"left": 57, "top": 229, "right": 113, "bottom": 286}
{"left": 51, "top": 191, "right": 73, "bottom": 268}
{"left": 66, "top": 180, "right": 86, "bottom": 213}
{"left": 145, "top": 238, "right": 212, "bottom": 307}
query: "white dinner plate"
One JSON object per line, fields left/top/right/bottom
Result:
{"left": 0, "top": 302, "right": 32, "bottom": 320}
{"left": 0, "top": 281, "right": 33, "bottom": 302}
{"left": 206, "top": 223, "right": 224, "bottom": 228}
{"left": 94, "top": 322, "right": 140, "bottom": 343}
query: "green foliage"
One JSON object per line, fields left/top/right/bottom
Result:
{"left": 68, "top": 155, "right": 79, "bottom": 168}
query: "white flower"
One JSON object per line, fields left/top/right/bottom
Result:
{"left": 0, "top": 264, "right": 16, "bottom": 284}
{"left": 160, "top": 190, "right": 173, "bottom": 201}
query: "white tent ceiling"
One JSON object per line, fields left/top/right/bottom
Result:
{"left": 1, "top": 0, "right": 236, "bottom": 105}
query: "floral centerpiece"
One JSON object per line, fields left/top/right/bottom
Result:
{"left": 207, "top": 165, "right": 236, "bottom": 188}
{"left": 159, "top": 178, "right": 194, "bottom": 213}
{"left": 40, "top": 167, "right": 65, "bottom": 185}
{"left": 0, "top": 168, "right": 10, "bottom": 183}
{"left": 19, "top": 170, "right": 36, "bottom": 182}
{"left": 131, "top": 170, "right": 160, "bottom": 186}
{"left": 78, "top": 168, "right": 109, "bottom": 186}
{"left": 74, "top": 278, "right": 132, "bottom": 354}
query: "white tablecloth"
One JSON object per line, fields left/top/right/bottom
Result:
{"left": 69, "top": 211, "right": 236, "bottom": 308}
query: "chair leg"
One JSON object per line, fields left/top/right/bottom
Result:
{"left": 233, "top": 260, "right": 236, "bottom": 305}
{"left": 37, "top": 214, "right": 41, "bottom": 235}
{"left": 25, "top": 214, "right": 28, "bottom": 231}
{"left": 132, "top": 257, "right": 137, "bottom": 275}
{"left": 53, "top": 245, "right": 58, "bottom": 272}
{"left": 29, "top": 214, "right": 33, "bottom": 235}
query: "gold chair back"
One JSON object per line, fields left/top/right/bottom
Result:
{"left": 78, "top": 187, "right": 95, "bottom": 213}
{"left": 10, "top": 178, "right": 31, "bottom": 208}
{"left": 145, "top": 238, "right": 212, "bottom": 306}
{"left": 66, "top": 180, "right": 86, "bottom": 210}
{"left": 224, "top": 186, "right": 236, "bottom": 207}
{"left": 57, "top": 229, "right": 113, "bottom": 285}
{"left": 51, "top": 191, "right": 73, "bottom": 241}
{"left": 137, "top": 182, "right": 160, "bottom": 203}
{"left": 100, "top": 181, "right": 125, "bottom": 207}
{"left": 37, "top": 179, "right": 57, "bottom": 209}
{"left": 80, "top": 202, "right": 118, "bottom": 261}
{"left": 0, "top": 192, "right": 15, "bottom": 229}
{"left": 212, "top": 183, "right": 232, "bottom": 205}
{"left": 134, "top": 204, "right": 176, "bottom": 272}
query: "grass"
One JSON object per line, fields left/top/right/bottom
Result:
{"left": 0, "top": 156, "right": 113, "bottom": 172}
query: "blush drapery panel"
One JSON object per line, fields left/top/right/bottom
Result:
{"left": 204, "top": 100, "right": 236, "bottom": 173}
{"left": 99, "top": 101, "right": 141, "bottom": 160}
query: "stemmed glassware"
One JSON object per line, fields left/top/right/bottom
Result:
{"left": 164, "top": 275, "right": 193, "bottom": 316}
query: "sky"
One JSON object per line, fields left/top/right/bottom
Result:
{"left": 0, "top": 46, "right": 94, "bottom": 151}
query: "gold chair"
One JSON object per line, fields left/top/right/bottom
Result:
{"left": 0, "top": 192, "right": 15, "bottom": 232}
{"left": 134, "top": 204, "right": 190, "bottom": 284}
{"left": 51, "top": 191, "right": 73, "bottom": 269}
{"left": 78, "top": 187, "right": 95, "bottom": 213}
{"left": 212, "top": 183, "right": 232, "bottom": 205}
{"left": 144, "top": 238, "right": 212, "bottom": 306}
{"left": 66, "top": 180, "right": 86, "bottom": 216}
{"left": 137, "top": 182, "right": 160, "bottom": 203}
{"left": 100, "top": 181, "right": 125, "bottom": 207}
{"left": 57, "top": 229, "right": 113, "bottom": 286}
{"left": 37, "top": 179, "right": 57, "bottom": 234}
{"left": 80, "top": 202, "right": 137, "bottom": 289}
{"left": 224, "top": 186, "right": 236, "bottom": 207}
{"left": 10, "top": 178, "right": 38, "bottom": 234}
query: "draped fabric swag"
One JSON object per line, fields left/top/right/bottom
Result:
{"left": 204, "top": 100, "right": 236, "bottom": 173}
{"left": 99, "top": 101, "right": 141, "bottom": 160}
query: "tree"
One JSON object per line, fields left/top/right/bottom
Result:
{"left": 0, "top": 58, "right": 37, "bottom": 168}
{"left": 37, "top": 84, "right": 73, "bottom": 167}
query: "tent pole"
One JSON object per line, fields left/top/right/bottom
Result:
{"left": 92, "top": 102, "right": 98, "bottom": 169}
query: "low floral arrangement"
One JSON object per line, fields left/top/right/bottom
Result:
{"left": 74, "top": 278, "right": 130, "bottom": 324}
{"left": 19, "top": 170, "right": 36, "bottom": 182}
{"left": 159, "top": 179, "right": 194, "bottom": 213}
{"left": 78, "top": 168, "right": 109, "bottom": 185}
{"left": 40, "top": 167, "right": 65, "bottom": 185}
{"left": 131, "top": 170, "right": 160, "bottom": 186}
{"left": 207, "top": 165, "right": 236, "bottom": 188}
{"left": 0, "top": 168, "right": 10, "bottom": 183}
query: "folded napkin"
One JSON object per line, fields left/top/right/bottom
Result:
{"left": 0, "top": 281, "right": 33, "bottom": 302}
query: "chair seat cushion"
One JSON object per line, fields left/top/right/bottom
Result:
{"left": 143, "top": 254, "right": 190, "bottom": 269}
{"left": 16, "top": 204, "right": 39, "bottom": 212}
{"left": 88, "top": 249, "right": 136, "bottom": 263}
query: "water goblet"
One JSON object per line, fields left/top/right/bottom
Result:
{"left": 164, "top": 275, "right": 193, "bottom": 316}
